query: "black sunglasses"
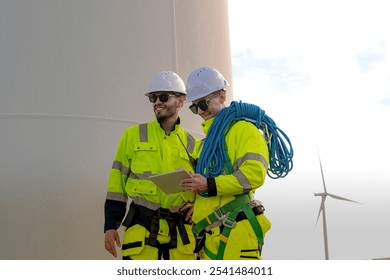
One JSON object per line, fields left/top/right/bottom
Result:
{"left": 148, "top": 92, "right": 178, "bottom": 103}
{"left": 189, "top": 93, "right": 220, "bottom": 114}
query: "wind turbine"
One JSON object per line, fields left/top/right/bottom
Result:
{"left": 314, "top": 150, "right": 360, "bottom": 260}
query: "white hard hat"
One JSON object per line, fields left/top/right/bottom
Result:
{"left": 186, "top": 67, "right": 229, "bottom": 102}
{"left": 145, "top": 71, "right": 186, "bottom": 96}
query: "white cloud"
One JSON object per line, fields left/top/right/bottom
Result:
{"left": 229, "top": 0, "right": 390, "bottom": 106}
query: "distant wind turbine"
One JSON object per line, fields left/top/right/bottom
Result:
{"left": 314, "top": 150, "right": 360, "bottom": 260}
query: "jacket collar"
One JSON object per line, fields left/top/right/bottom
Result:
{"left": 153, "top": 116, "right": 181, "bottom": 135}
{"left": 200, "top": 117, "right": 214, "bottom": 135}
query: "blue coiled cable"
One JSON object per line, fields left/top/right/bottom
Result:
{"left": 196, "top": 101, "right": 294, "bottom": 187}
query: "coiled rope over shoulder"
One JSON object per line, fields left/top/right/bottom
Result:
{"left": 196, "top": 101, "right": 294, "bottom": 180}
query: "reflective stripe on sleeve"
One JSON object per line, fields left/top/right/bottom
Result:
{"left": 112, "top": 160, "right": 131, "bottom": 177}
{"left": 233, "top": 152, "right": 268, "bottom": 171}
{"left": 232, "top": 169, "right": 252, "bottom": 192}
{"left": 106, "top": 191, "right": 128, "bottom": 202}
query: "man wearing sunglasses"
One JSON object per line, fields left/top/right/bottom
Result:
{"left": 180, "top": 67, "right": 271, "bottom": 260}
{"left": 104, "top": 71, "right": 197, "bottom": 260}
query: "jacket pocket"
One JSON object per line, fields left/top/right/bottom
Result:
{"left": 176, "top": 224, "right": 196, "bottom": 254}
{"left": 122, "top": 224, "right": 146, "bottom": 256}
{"left": 257, "top": 214, "right": 271, "bottom": 235}
{"left": 127, "top": 178, "right": 157, "bottom": 196}
{"left": 131, "top": 142, "right": 158, "bottom": 173}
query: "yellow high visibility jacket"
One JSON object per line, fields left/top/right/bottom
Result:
{"left": 192, "top": 117, "right": 269, "bottom": 224}
{"left": 105, "top": 118, "right": 196, "bottom": 230}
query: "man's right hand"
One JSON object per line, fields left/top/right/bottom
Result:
{"left": 104, "top": 229, "right": 121, "bottom": 258}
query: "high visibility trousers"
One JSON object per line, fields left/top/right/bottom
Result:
{"left": 202, "top": 214, "right": 271, "bottom": 260}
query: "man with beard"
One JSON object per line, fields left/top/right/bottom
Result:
{"left": 104, "top": 71, "right": 197, "bottom": 260}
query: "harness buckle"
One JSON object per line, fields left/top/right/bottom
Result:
{"left": 156, "top": 208, "right": 171, "bottom": 219}
{"left": 213, "top": 207, "right": 226, "bottom": 220}
{"left": 222, "top": 216, "right": 236, "bottom": 229}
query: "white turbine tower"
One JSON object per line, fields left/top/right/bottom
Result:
{"left": 314, "top": 150, "right": 360, "bottom": 260}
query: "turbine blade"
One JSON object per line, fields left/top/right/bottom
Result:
{"left": 328, "top": 193, "right": 360, "bottom": 204}
{"left": 317, "top": 149, "right": 327, "bottom": 193}
{"left": 315, "top": 197, "right": 325, "bottom": 226}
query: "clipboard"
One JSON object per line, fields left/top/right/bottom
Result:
{"left": 149, "top": 168, "right": 193, "bottom": 194}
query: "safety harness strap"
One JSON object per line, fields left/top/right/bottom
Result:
{"left": 242, "top": 204, "right": 264, "bottom": 246}
{"left": 175, "top": 214, "right": 190, "bottom": 245}
{"left": 216, "top": 209, "right": 240, "bottom": 259}
{"left": 148, "top": 216, "right": 160, "bottom": 247}
{"left": 192, "top": 193, "right": 251, "bottom": 235}
{"left": 193, "top": 194, "right": 265, "bottom": 260}
{"left": 122, "top": 203, "right": 190, "bottom": 252}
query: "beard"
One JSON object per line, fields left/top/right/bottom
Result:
{"left": 155, "top": 105, "right": 176, "bottom": 121}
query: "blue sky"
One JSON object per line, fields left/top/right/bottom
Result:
{"left": 228, "top": 0, "right": 390, "bottom": 259}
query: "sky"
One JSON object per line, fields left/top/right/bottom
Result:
{"left": 228, "top": 0, "right": 390, "bottom": 260}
